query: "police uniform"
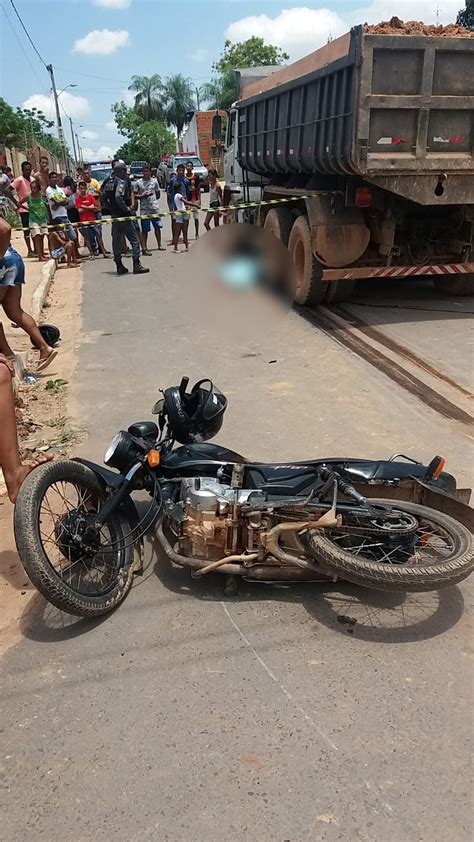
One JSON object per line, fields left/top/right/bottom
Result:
{"left": 102, "top": 172, "right": 141, "bottom": 263}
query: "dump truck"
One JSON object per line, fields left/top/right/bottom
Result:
{"left": 221, "top": 23, "right": 474, "bottom": 304}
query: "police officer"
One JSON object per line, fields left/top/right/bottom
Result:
{"left": 101, "top": 160, "right": 149, "bottom": 276}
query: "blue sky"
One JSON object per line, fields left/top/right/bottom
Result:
{"left": 0, "top": 0, "right": 461, "bottom": 160}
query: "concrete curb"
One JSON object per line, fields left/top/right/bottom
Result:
{"left": 31, "top": 259, "right": 56, "bottom": 323}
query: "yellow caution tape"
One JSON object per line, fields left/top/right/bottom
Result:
{"left": 9, "top": 194, "right": 325, "bottom": 234}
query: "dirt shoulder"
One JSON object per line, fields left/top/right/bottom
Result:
{"left": 0, "top": 244, "right": 84, "bottom": 655}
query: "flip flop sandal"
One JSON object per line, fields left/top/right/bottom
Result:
{"left": 37, "top": 350, "right": 58, "bottom": 373}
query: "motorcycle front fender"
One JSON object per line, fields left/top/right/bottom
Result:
{"left": 73, "top": 457, "right": 144, "bottom": 569}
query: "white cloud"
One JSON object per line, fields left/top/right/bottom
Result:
{"left": 23, "top": 91, "right": 90, "bottom": 120}
{"left": 80, "top": 144, "right": 116, "bottom": 161}
{"left": 225, "top": 7, "right": 346, "bottom": 62}
{"left": 81, "top": 129, "right": 98, "bottom": 140}
{"left": 191, "top": 47, "right": 209, "bottom": 63}
{"left": 73, "top": 29, "right": 130, "bottom": 55}
{"left": 105, "top": 120, "right": 116, "bottom": 131}
{"left": 354, "top": 0, "right": 460, "bottom": 25}
{"left": 93, "top": 0, "right": 131, "bottom": 8}
{"left": 225, "top": 3, "right": 463, "bottom": 64}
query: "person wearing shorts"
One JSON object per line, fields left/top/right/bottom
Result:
{"left": 11, "top": 161, "right": 35, "bottom": 257}
{"left": 204, "top": 169, "right": 223, "bottom": 231}
{"left": 0, "top": 218, "right": 57, "bottom": 371}
{"left": 186, "top": 161, "right": 201, "bottom": 239}
{"left": 135, "top": 164, "right": 164, "bottom": 254}
{"left": 27, "top": 179, "right": 49, "bottom": 261}
{"left": 172, "top": 182, "right": 199, "bottom": 253}
{"left": 75, "top": 180, "right": 110, "bottom": 259}
{"left": 46, "top": 172, "right": 77, "bottom": 242}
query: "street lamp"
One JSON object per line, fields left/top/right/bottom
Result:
{"left": 57, "top": 83, "right": 77, "bottom": 98}
{"left": 48, "top": 79, "right": 78, "bottom": 174}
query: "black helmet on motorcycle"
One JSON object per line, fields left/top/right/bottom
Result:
{"left": 162, "top": 377, "right": 227, "bottom": 444}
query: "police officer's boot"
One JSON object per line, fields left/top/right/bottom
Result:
{"left": 115, "top": 259, "right": 129, "bottom": 275}
{"left": 133, "top": 258, "right": 150, "bottom": 274}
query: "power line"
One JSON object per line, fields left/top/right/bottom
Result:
{"left": 1, "top": 4, "right": 43, "bottom": 86}
{"left": 8, "top": 0, "right": 47, "bottom": 67}
{"left": 55, "top": 67, "right": 129, "bottom": 84}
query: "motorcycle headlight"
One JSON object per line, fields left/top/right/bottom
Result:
{"left": 104, "top": 431, "right": 141, "bottom": 471}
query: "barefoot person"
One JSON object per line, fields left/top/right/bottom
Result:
{"left": 0, "top": 218, "right": 58, "bottom": 371}
{"left": 0, "top": 354, "right": 52, "bottom": 503}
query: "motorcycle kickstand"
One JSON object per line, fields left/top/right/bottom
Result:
{"left": 224, "top": 574, "right": 239, "bottom": 598}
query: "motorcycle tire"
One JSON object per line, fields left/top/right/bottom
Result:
{"left": 305, "top": 499, "right": 473, "bottom": 592}
{"left": 14, "top": 460, "right": 135, "bottom": 617}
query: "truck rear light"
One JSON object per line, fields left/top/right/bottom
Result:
{"left": 355, "top": 187, "right": 372, "bottom": 207}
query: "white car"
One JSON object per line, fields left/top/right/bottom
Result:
{"left": 165, "top": 155, "right": 209, "bottom": 191}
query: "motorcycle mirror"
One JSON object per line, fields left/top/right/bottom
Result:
{"left": 152, "top": 398, "right": 164, "bottom": 415}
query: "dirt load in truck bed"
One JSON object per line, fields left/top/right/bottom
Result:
{"left": 365, "top": 16, "right": 473, "bottom": 36}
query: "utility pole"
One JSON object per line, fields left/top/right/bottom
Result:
{"left": 46, "top": 63, "right": 69, "bottom": 174}
{"left": 75, "top": 134, "right": 82, "bottom": 168}
{"left": 196, "top": 87, "right": 201, "bottom": 111}
{"left": 69, "top": 117, "right": 78, "bottom": 169}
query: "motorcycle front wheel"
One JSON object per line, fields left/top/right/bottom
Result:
{"left": 305, "top": 500, "right": 473, "bottom": 592}
{"left": 14, "top": 460, "right": 135, "bottom": 617}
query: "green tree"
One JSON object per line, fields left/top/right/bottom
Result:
{"left": 201, "top": 68, "right": 236, "bottom": 111}
{"left": 215, "top": 37, "right": 289, "bottom": 75}
{"left": 115, "top": 121, "right": 175, "bottom": 164}
{"left": 127, "top": 74, "right": 164, "bottom": 121}
{"left": 110, "top": 100, "right": 142, "bottom": 137}
{"left": 0, "top": 98, "right": 63, "bottom": 159}
{"left": 457, "top": 0, "right": 474, "bottom": 28}
{"left": 163, "top": 75, "right": 195, "bottom": 142}
{"left": 202, "top": 37, "right": 289, "bottom": 109}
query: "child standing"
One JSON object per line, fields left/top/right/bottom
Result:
{"left": 173, "top": 182, "right": 199, "bottom": 253}
{"left": 204, "top": 169, "right": 223, "bottom": 231}
{"left": 75, "top": 181, "right": 110, "bottom": 259}
{"left": 27, "top": 179, "right": 49, "bottom": 261}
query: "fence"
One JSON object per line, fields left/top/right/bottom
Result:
{"left": 0, "top": 142, "right": 61, "bottom": 177}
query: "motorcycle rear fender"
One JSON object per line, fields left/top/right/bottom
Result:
{"left": 73, "top": 457, "right": 144, "bottom": 569}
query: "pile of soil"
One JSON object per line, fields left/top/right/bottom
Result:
{"left": 365, "top": 17, "right": 473, "bottom": 37}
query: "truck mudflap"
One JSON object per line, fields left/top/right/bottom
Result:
{"left": 355, "top": 479, "right": 474, "bottom": 532}
{"left": 322, "top": 263, "right": 474, "bottom": 282}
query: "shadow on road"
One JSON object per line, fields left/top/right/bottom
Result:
{"left": 148, "top": 534, "right": 465, "bottom": 645}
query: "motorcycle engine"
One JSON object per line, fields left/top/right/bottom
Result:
{"left": 176, "top": 478, "right": 236, "bottom": 560}
{"left": 168, "top": 478, "right": 263, "bottom": 561}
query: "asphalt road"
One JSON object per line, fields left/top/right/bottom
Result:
{"left": 2, "top": 227, "right": 473, "bottom": 842}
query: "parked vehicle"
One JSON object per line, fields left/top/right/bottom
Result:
{"left": 129, "top": 160, "right": 147, "bottom": 181}
{"left": 222, "top": 25, "right": 474, "bottom": 303}
{"left": 165, "top": 154, "right": 209, "bottom": 190}
{"left": 14, "top": 376, "right": 474, "bottom": 617}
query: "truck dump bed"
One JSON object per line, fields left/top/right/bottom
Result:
{"left": 237, "top": 25, "right": 474, "bottom": 199}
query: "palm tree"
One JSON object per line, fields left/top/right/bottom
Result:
{"left": 164, "top": 75, "right": 195, "bottom": 143}
{"left": 201, "top": 69, "right": 236, "bottom": 110}
{"left": 128, "top": 74, "right": 163, "bottom": 121}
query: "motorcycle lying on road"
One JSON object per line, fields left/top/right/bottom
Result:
{"left": 14, "top": 377, "right": 474, "bottom": 618}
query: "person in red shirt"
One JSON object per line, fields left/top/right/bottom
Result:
{"left": 75, "top": 180, "right": 109, "bottom": 259}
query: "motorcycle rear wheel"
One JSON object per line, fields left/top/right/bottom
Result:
{"left": 14, "top": 460, "right": 135, "bottom": 617}
{"left": 305, "top": 499, "right": 473, "bottom": 592}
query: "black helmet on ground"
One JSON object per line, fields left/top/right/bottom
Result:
{"left": 161, "top": 377, "right": 227, "bottom": 444}
{"left": 31, "top": 323, "right": 60, "bottom": 349}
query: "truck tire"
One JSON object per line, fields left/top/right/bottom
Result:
{"left": 288, "top": 215, "right": 328, "bottom": 306}
{"left": 263, "top": 207, "right": 293, "bottom": 246}
{"left": 433, "top": 274, "right": 474, "bottom": 297}
{"left": 324, "top": 279, "right": 356, "bottom": 304}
